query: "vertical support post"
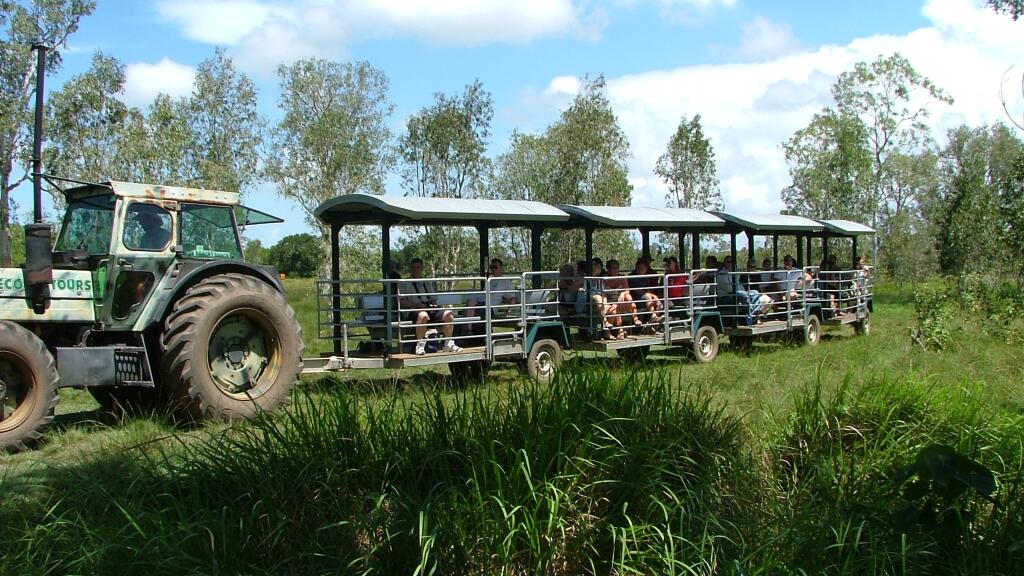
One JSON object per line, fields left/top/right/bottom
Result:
{"left": 796, "top": 234, "right": 804, "bottom": 267}
{"left": 381, "top": 223, "right": 391, "bottom": 279}
{"left": 822, "top": 235, "right": 830, "bottom": 264}
{"left": 677, "top": 231, "right": 686, "bottom": 269}
{"left": 530, "top": 227, "right": 543, "bottom": 289}
{"left": 478, "top": 225, "right": 489, "bottom": 290}
{"left": 691, "top": 232, "right": 701, "bottom": 271}
{"left": 584, "top": 227, "right": 594, "bottom": 265}
{"left": 729, "top": 232, "right": 737, "bottom": 268}
{"left": 852, "top": 236, "right": 858, "bottom": 266}
{"left": 772, "top": 234, "right": 779, "bottom": 268}
{"left": 640, "top": 228, "right": 650, "bottom": 259}
{"left": 331, "top": 222, "right": 341, "bottom": 355}
{"left": 745, "top": 230, "right": 755, "bottom": 262}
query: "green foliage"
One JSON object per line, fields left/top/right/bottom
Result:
{"left": 831, "top": 53, "right": 952, "bottom": 268}
{"left": 988, "top": 0, "right": 1023, "bottom": 19}
{"left": 655, "top": 113, "right": 721, "bottom": 210}
{"left": 782, "top": 109, "right": 872, "bottom": 221}
{"left": 895, "top": 444, "right": 996, "bottom": 543}
{"left": 43, "top": 48, "right": 264, "bottom": 199}
{"left": 266, "top": 233, "right": 323, "bottom": 277}
{"left": 933, "top": 124, "right": 1022, "bottom": 277}
{"left": 1001, "top": 149, "right": 1024, "bottom": 284}
{"left": 184, "top": 48, "right": 263, "bottom": 196}
{"left": 0, "top": 0, "right": 95, "bottom": 265}
{"left": 399, "top": 80, "right": 493, "bottom": 276}
{"left": 266, "top": 58, "right": 394, "bottom": 233}
{"left": 241, "top": 237, "right": 265, "bottom": 264}
{"left": 490, "top": 76, "right": 633, "bottom": 269}
{"left": 44, "top": 51, "right": 131, "bottom": 196}
{"left": 912, "top": 287, "right": 953, "bottom": 350}
{"left": 3, "top": 288, "right": 1024, "bottom": 574}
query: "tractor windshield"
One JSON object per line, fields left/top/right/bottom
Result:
{"left": 54, "top": 193, "right": 116, "bottom": 255}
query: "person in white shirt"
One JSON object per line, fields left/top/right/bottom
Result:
{"left": 398, "top": 258, "right": 462, "bottom": 355}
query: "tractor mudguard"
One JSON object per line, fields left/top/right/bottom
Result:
{"left": 134, "top": 260, "right": 284, "bottom": 332}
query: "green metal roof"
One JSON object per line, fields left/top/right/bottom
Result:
{"left": 818, "top": 219, "right": 875, "bottom": 235}
{"left": 714, "top": 211, "right": 825, "bottom": 232}
{"left": 557, "top": 205, "right": 725, "bottom": 229}
{"left": 315, "top": 194, "right": 570, "bottom": 226}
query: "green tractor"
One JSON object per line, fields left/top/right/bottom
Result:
{"left": 0, "top": 45, "right": 303, "bottom": 452}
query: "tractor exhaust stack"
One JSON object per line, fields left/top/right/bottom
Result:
{"left": 26, "top": 42, "right": 52, "bottom": 313}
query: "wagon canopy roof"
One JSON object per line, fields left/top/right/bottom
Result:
{"left": 714, "top": 211, "right": 825, "bottom": 233}
{"left": 556, "top": 205, "right": 725, "bottom": 229}
{"left": 315, "top": 193, "right": 570, "bottom": 226}
{"left": 817, "top": 219, "right": 875, "bottom": 235}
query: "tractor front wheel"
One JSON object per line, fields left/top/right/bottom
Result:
{"left": 162, "top": 274, "right": 303, "bottom": 420}
{"left": 0, "top": 321, "right": 59, "bottom": 452}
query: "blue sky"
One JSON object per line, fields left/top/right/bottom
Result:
{"left": 33, "top": 0, "right": 1024, "bottom": 245}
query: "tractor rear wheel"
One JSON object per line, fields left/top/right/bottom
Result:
{"left": 162, "top": 274, "right": 303, "bottom": 420}
{"left": 0, "top": 321, "right": 59, "bottom": 452}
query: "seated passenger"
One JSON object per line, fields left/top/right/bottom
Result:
{"left": 487, "top": 258, "right": 518, "bottom": 316}
{"left": 398, "top": 258, "right": 462, "bottom": 355}
{"left": 602, "top": 259, "right": 639, "bottom": 337}
{"left": 693, "top": 255, "right": 718, "bottom": 284}
{"left": 663, "top": 256, "right": 688, "bottom": 313}
{"left": 772, "top": 254, "right": 805, "bottom": 302}
{"left": 557, "top": 263, "right": 582, "bottom": 316}
{"left": 718, "top": 256, "right": 770, "bottom": 318}
{"left": 628, "top": 258, "right": 663, "bottom": 334}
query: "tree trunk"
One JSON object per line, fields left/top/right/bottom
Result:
{"left": 1, "top": 183, "right": 13, "bottom": 267}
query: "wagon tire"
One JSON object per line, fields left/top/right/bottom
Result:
{"left": 0, "top": 321, "right": 59, "bottom": 452}
{"left": 803, "top": 315, "right": 821, "bottom": 346}
{"left": 162, "top": 274, "right": 303, "bottom": 420}
{"left": 616, "top": 345, "right": 650, "bottom": 363}
{"left": 690, "top": 325, "right": 719, "bottom": 363}
{"left": 449, "top": 360, "right": 491, "bottom": 387}
{"left": 526, "top": 339, "right": 562, "bottom": 385}
{"left": 853, "top": 313, "right": 871, "bottom": 336}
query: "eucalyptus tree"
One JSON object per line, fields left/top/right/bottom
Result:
{"left": 184, "top": 48, "right": 263, "bottom": 196}
{"left": 832, "top": 52, "right": 952, "bottom": 260}
{"left": 655, "top": 114, "right": 721, "bottom": 210}
{"left": 0, "top": 0, "right": 94, "bottom": 265}
{"left": 398, "top": 80, "right": 493, "bottom": 275}
{"left": 782, "top": 109, "right": 872, "bottom": 221}
{"left": 265, "top": 58, "right": 394, "bottom": 278}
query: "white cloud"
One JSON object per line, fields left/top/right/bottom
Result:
{"left": 737, "top": 17, "right": 800, "bottom": 61}
{"left": 589, "top": 0, "right": 1024, "bottom": 214}
{"left": 156, "top": 0, "right": 604, "bottom": 74}
{"left": 544, "top": 75, "right": 582, "bottom": 97}
{"left": 156, "top": 0, "right": 282, "bottom": 44}
{"left": 122, "top": 58, "right": 196, "bottom": 108}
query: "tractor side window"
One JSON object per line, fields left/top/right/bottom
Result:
{"left": 54, "top": 194, "right": 115, "bottom": 255}
{"left": 180, "top": 204, "right": 242, "bottom": 260}
{"left": 123, "top": 203, "right": 173, "bottom": 251}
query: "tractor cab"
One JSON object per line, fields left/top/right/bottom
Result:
{"left": 50, "top": 180, "right": 279, "bottom": 329}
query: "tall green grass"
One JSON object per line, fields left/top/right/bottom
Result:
{"left": 1, "top": 364, "right": 1021, "bottom": 575}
